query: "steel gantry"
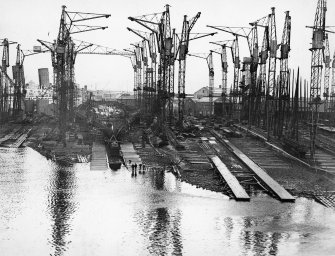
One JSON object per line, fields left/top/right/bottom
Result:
{"left": 38, "top": 5, "right": 110, "bottom": 144}
{"left": 188, "top": 51, "right": 215, "bottom": 116}
{"left": 176, "top": 12, "right": 201, "bottom": 123}
{"left": 331, "top": 50, "right": 335, "bottom": 115}
{"left": 210, "top": 40, "right": 234, "bottom": 118}
{"left": 129, "top": 5, "right": 176, "bottom": 124}
{"left": 0, "top": 39, "right": 17, "bottom": 121}
{"left": 246, "top": 15, "right": 269, "bottom": 128}
{"left": 266, "top": 7, "right": 278, "bottom": 139}
{"left": 175, "top": 13, "right": 215, "bottom": 124}
{"left": 306, "top": 0, "right": 328, "bottom": 157}
{"left": 323, "top": 33, "right": 331, "bottom": 113}
{"left": 257, "top": 25, "right": 270, "bottom": 128}
{"left": 277, "top": 11, "right": 292, "bottom": 138}
{"left": 127, "top": 28, "right": 158, "bottom": 113}
{"left": 207, "top": 26, "right": 253, "bottom": 120}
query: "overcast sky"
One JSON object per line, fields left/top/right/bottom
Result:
{"left": 1, "top": 0, "right": 335, "bottom": 93}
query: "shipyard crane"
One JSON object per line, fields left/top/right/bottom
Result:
{"left": 127, "top": 28, "right": 158, "bottom": 113}
{"left": 256, "top": 24, "right": 270, "bottom": 128}
{"left": 124, "top": 47, "right": 139, "bottom": 103}
{"left": 11, "top": 46, "right": 50, "bottom": 117}
{"left": 12, "top": 44, "right": 25, "bottom": 116}
{"left": 140, "top": 40, "right": 149, "bottom": 112}
{"left": 38, "top": 5, "right": 110, "bottom": 144}
{"left": 207, "top": 26, "right": 252, "bottom": 120}
{"left": 323, "top": 33, "right": 331, "bottom": 113}
{"left": 129, "top": 5, "right": 175, "bottom": 124}
{"left": 1, "top": 39, "right": 17, "bottom": 120}
{"left": 175, "top": 14, "right": 215, "bottom": 124}
{"left": 210, "top": 40, "right": 234, "bottom": 118}
{"left": 277, "top": 11, "right": 291, "bottom": 138}
{"left": 331, "top": 50, "right": 335, "bottom": 115}
{"left": 188, "top": 51, "right": 215, "bottom": 116}
{"left": 306, "top": 0, "right": 329, "bottom": 157}
{"left": 246, "top": 15, "right": 269, "bottom": 128}
{"left": 265, "top": 7, "right": 278, "bottom": 139}
{"left": 176, "top": 12, "right": 200, "bottom": 123}
{"left": 129, "top": 43, "right": 142, "bottom": 108}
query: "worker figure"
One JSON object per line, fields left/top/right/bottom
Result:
{"left": 131, "top": 164, "right": 135, "bottom": 176}
{"left": 139, "top": 163, "right": 142, "bottom": 174}
{"left": 134, "top": 163, "right": 137, "bottom": 176}
{"left": 142, "top": 164, "right": 146, "bottom": 174}
{"left": 128, "top": 159, "right": 132, "bottom": 167}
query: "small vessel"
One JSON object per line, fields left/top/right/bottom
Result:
{"left": 103, "top": 125, "right": 122, "bottom": 170}
{"left": 106, "top": 136, "right": 122, "bottom": 170}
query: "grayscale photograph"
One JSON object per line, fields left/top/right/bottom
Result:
{"left": 1, "top": 0, "right": 335, "bottom": 255}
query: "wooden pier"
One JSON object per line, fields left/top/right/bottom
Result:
{"left": 90, "top": 142, "right": 108, "bottom": 171}
{"left": 211, "top": 156, "right": 250, "bottom": 201}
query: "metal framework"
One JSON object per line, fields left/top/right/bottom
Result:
{"left": 177, "top": 12, "right": 201, "bottom": 123}
{"left": 266, "top": 7, "right": 278, "bottom": 139}
{"left": 207, "top": 26, "right": 251, "bottom": 120}
{"left": 277, "top": 11, "right": 291, "bottom": 138}
{"left": 331, "top": 50, "right": 335, "bottom": 114}
{"left": 210, "top": 40, "right": 234, "bottom": 118}
{"left": 38, "top": 5, "right": 110, "bottom": 143}
{"left": 307, "top": 0, "right": 327, "bottom": 157}
{"left": 1, "top": 39, "right": 17, "bottom": 121}
{"left": 323, "top": 33, "right": 331, "bottom": 112}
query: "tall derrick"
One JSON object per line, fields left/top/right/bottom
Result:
{"left": 40, "top": 5, "right": 111, "bottom": 143}
{"left": 129, "top": 6, "right": 173, "bottom": 124}
{"left": 162, "top": 5, "right": 175, "bottom": 124}
{"left": 126, "top": 28, "right": 158, "bottom": 113}
{"left": 210, "top": 40, "right": 234, "bottom": 118}
{"left": 141, "top": 40, "right": 150, "bottom": 112}
{"left": 133, "top": 43, "right": 142, "bottom": 108}
{"left": 277, "top": 11, "right": 291, "bottom": 138}
{"left": 149, "top": 33, "right": 158, "bottom": 113}
{"left": 266, "top": 7, "right": 278, "bottom": 138}
{"left": 323, "top": 33, "right": 331, "bottom": 113}
{"left": 232, "top": 37, "right": 241, "bottom": 120}
{"left": 307, "top": 0, "right": 327, "bottom": 157}
{"left": 248, "top": 15, "right": 268, "bottom": 126}
{"left": 12, "top": 44, "right": 25, "bottom": 117}
{"left": 207, "top": 51, "right": 214, "bottom": 116}
{"left": 1, "top": 39, "right": 17, "bottom": 120}
{"left": 331, "top": 51, "right": 335, "bottom": 115}
{"left": 176, "top": 12, "right": 202, "bottom": 123}
{"left": 207, "top": 26, "right": 252, "bottom": 120}
{"left": 257, "top": 26, "right": 269, "bottom": 127}
{"left": 1, "top": 39, "right": 10, "bottom": 117}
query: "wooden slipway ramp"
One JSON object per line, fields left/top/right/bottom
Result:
{"left": 90, "top": 142, "right": 108, "bottom": 171}
{"left": 211, "top": 156, "right": 250, "bottom": 201}
{"left": 120, "top": 143, "right": 142, "bottom": 165}
{"left": 224, "top": 139, "right": 295, "bottom": 202}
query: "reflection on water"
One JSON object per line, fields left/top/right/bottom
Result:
{"left": 47, "top": 166, "right": 77, "bottom": 255}
{"left": 0, "top": 147, "right": 335, "bottom": 256}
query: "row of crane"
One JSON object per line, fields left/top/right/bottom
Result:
{"left": 0, "top": 38, "right": 49, "bottom": 122}
{"left": 127, "top": 5, "right": 215, "bottom": 126}
{"left": 1, "top": 1, "right": 333, "bottom": 156}
{"left": 127, "top": 1, "right": 334, "bottom": 157}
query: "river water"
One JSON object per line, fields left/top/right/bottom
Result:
{"left": 0, "top": 147, "right": 335, "bottom": 256}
